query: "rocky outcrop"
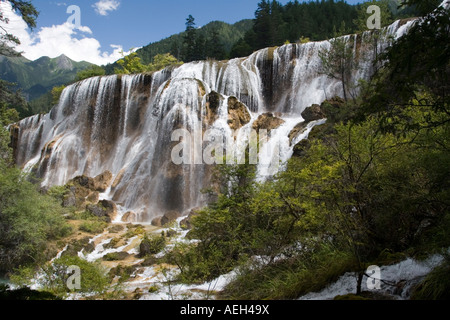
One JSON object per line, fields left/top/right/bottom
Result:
{"left": 205, "top": 91, "right": 223, "bottom": 126}
{"left": 228, "top": 96, "right": 251, "bottom": 130}
{"left": 151, "top": 210, "right": 182, "bottom": 227}
{"left": 60, "top": 171, "right": 116, "bottom": 221}
{"left": 180, "top": 208, "right": 201, "bottom": 230}
{"left": 301, "top": 103, "right": 327, "bottom": 123}
{"left": 252, "top": 113, "right": 285, "bottom": 132}
{"left": 289, "top": 102, "right": 328, "bottom": 144}
{"left": 121, "top": 211, "right": 137, "bottom": 223}
{"left": 93, "top": 171, "right": 113, "bottom": 193}
{"left": 86, "top": 199, "right": 117, "bottom": 223}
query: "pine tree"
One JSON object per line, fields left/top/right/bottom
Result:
{"left": 182, "top": 15, "right": 198, "bottom": 62}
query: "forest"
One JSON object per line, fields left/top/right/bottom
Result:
{"left": 0, "top": 0, "right": 449, "bottom": 301}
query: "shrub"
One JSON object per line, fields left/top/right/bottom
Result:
{"left": 79, "top": 220, "right": 108, "bottom": 234}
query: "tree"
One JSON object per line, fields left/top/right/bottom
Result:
{"left": 114, "top": 51, "right": 148, "bottom": 74}
{"left": 75, "top": 65, "right": 105, "bottom": 82}
{"left": 207, "top": 27, "right": 226, "bottom": 60}
{"left": 319, "top": 36, "right": 358, "bottom": 102}
{"left": 401, "top": 0, "right": 442, "bottom": 16}
{"left": 362, "top": 2, "right": 450, "bottom": 126}
{"left": 0, "top": 1, "right": 38, "bottom": 118}
{"left": 182, "top": 15, "right": 198, "bottom": 62}
{"left": 0, "top": 0, "right": 39, "bottom": 57}
{"left": 147, "top": 53, "right": 182, "bottom": 72}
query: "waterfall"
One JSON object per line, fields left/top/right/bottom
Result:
{"left": 12, "top": 19, "right": 416, "bottom": 222}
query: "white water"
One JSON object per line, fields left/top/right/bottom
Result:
{"left": 13, "top": 19, "right": 415, "bottom": 222}
{"left": 299, "top": 254, "right": 445, "bottom": 300}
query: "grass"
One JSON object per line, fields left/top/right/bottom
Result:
{"left": 411, "top": 258, "right": 450, "bottom": 300}
{"left": 220, "top": 248, "right": 356, "bottom": 300}
{"left": 79, "top": 220, "right": 108, "bottom": 234}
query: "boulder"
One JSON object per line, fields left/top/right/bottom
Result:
{"left": 301, "top": 104, "right": 326, "bottom": 122}
{"left": 151, "top": 211, "right": 182, "bottom": 227}
{"left": 205, "top": 91, "right": 223, "bottom": 126}
{"left": 180, "top": 208, "right": 201, "bottom": 230}
{"left": 252, "top": 113, "right": 285, "bottom": 132}
{"left": 86, "top": 199, "right": 117, "bottom": 223}
{"left": 93, "top": 171, "right": 113, "bottom": 192}
{"left": 121, "top": 211, "right": 137, "bottom": 223}
{"left": 151, "top": 216, "right": 163, "bottom": 227}
{"left": 71, "top": 175, "right": 95, "bottom": 190}
{"left": 227, "top": 96, "right": 251, "bottom": 130}
{"left": 160, "top": 210, "right": 181, "bottom": 226}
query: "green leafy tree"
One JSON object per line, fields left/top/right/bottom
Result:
{"left": 319, "top": 36, "right": 358, "bottom": 102}
{"left": 114, "top": 50, "right": 149, "bottom": 74}
{"left": 75, "top": 65, "right": 105, "bottom": 82}
{"left": 147, "top": 53, "right": 182, "bottom": 72}
{"left": 0, "top": 0, "right": 38, "bottom": 57}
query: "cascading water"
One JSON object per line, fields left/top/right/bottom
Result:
{"left": 12, "top": 19, "right": 416, "bottom": 222}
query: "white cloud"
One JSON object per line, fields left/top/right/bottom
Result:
{"left": 0, "top": 1, "right": 126, "bottom": 65}
{"left": 93, "top": 0, "right": 121, "bottom": 16}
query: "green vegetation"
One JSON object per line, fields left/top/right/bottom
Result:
{"left": 139, "top": 234, "right": 166, "bottom": 257}
{"left": 164, "top": 3, "right": 450, "bottom": 299}
{"left": 75, "top": 65, "right": 106, "bottom": 82}
{"left": 0, "top": 55, "right": 94, "bottom": 112}
{"left": 411, "top": 258, "right": 450, "bottom": 300}
{"left": 229, "top": 0, "right": 418, "bottom": 59}
{"left": 79, "top": 219, "right": 108, "bottom": 234}
{"left": 0, "top": 105, "right": 73, "bottom": 275}
{"left": 113, "top": 51, "right": 182, "bottom": 75}
{"left": 11, "top": 255, "right": 109, "bottom": 298}
{"left": 105, "top": 19, "right": 253, "bottom": 73}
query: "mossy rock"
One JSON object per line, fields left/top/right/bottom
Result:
{"left": 108, "top": 264, "right": 137, "bottom": 281}
{"left": 139, "top": 234, "right": 166, "bottom": 257}
{"left": 103, "top": 251, "right": 130, "bottom": 261}
{"left": 108, "top": 224, "right": 125, "bottom": 234}
{"left": 61, "top": 237, "right": 95, "bottom": 257}
{"left": 125, "top": 225, "right": 146, "bottom": 238}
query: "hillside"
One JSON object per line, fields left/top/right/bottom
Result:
{"left": 0, "top": 54, "right": 93, "bottom": 102}
{"left": 104, "top": 19, "right": 253, "bottom": 74}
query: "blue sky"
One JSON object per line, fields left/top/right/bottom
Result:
{"left": 0, "top": 0, "right": 362, "bottom": 64}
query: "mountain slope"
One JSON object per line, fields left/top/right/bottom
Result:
{"left": 104, "top": 19, "right": 253, "bottom": 74}
{"left": 0, "top": 54, "right": 93, "bottom": 101}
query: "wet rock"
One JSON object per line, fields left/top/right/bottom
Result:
{"left": 122, "top": 211, "right": 137, "bottom": 223}
{"left": 86, "top": 199, "right": 117, "bottom": 223}
{"left": 111, "top": 169, "right": 126, "bottom": 190}
{"left": 205, "top": 91, "right": 223, "bottom": 126}
{"left": 180, "top": 208, "right": 201, "bottom": 230}
{"left": 288, "top": 122, "right": 308, "bottom": 144}
{"left": 151, "top": 216, "right": 163, "bottom": 227}
{"left": 160, "top": 210, "right": 181, "bottom": 226}
{"left": 301, "top": 103, "right": 326, "bottom": 122}
{"left": 252, "top": 112, "right": 285, "bottom": 132}
{"left": 103, "top": 251, "right": 130, "bottom": 261}
{"left": 228, "top": 96, "right": 251, "bottom": 130}
{"left": 93, "top": 171, "right": 113, "bottom": 192}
